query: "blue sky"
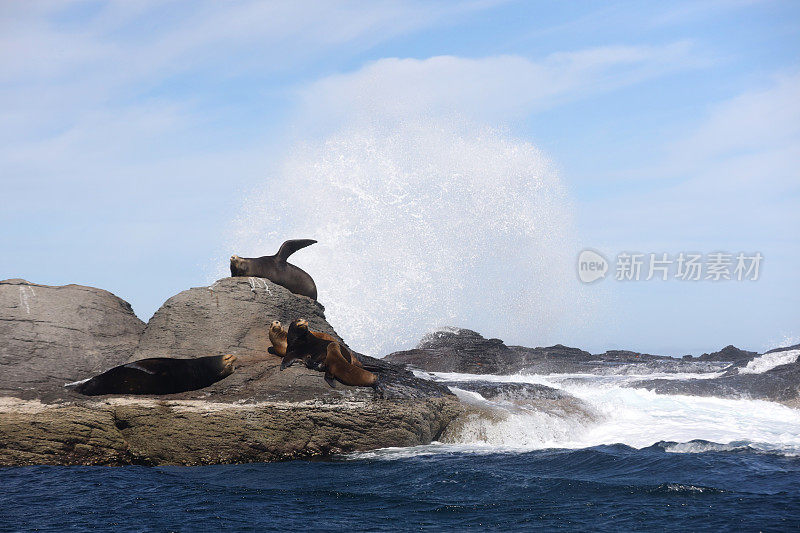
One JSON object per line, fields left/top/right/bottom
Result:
{"left": 2, "top": 1, "right": 798, "bottom": 356}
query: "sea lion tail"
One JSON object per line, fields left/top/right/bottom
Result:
{"left": 64, "top": 377, "right": 90, "bottom": 388}
{"left": 275, "top": 239, "right": 317, "bottom": 262}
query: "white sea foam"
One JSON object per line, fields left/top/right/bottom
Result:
{"left": 738, "top": 349, "right": 800, "bottom": 374}
{"left": 442, "top": 386, "right": 600, "bottom": 449}
{"left": 352, "top": 371, "right": 800, "bottom": 459}
{"left": 222, "top": 118, "right": 601, "bottom": 356}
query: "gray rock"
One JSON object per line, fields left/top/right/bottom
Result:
{"left": 384, "top": 327, "right": 605, "bottom": 374}
{"left": 0, "top": 277, "right": 461, "bottom": 465}
{"left": 632, "top": 346, "right": 800, "bottom": 403}
{"left": 0, "top": 279, "right": 144, "bottom": 399}
{"left": 0, "top": 395, "right": 460, "bottom": 466}
{"left": 385, "top": 327, "right": 742, "bottom": 375}
{"left": 695, "top": 344, "right": 758, "bottom": 364}
{"left": 125, "top": 277, "right": 452, "bottom": 403}
{"left": 386, "top": 328, "right": 514, "bottom": 374}
{"left": 132, "top": 276, "right": 338, "bottom": 362}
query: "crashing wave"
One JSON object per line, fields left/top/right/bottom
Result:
{"left": 422, "top": 372, "right": 800, "bottom": 455}
{"left": 440, "top": 386, "right": 600, "bottom": 448}
{"left": 738, "top": 349, "right": 800, "bottom": 374}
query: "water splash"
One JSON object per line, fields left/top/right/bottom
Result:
{"left": 223, "top": 117, "right": 594, "bottom": 355}
{"left": 361, "top": 371, "right": 800, "bottom": 456}
{"left": 739, "top": 349, "right": 800, "bottom": 374}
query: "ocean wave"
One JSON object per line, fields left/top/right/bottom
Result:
{"left": 738, "top": 349, "right": 800, "bottom": 374}
{"left": 650, "top": 483, "right": 726, "bottom": 495}
{"left": 658, "top": 440, "right": 799, "bottom": 456}
{"left": 388, "top": 371, "right": 800, "bottom": 457}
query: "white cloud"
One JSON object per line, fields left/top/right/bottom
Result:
{"left": 0, "top": 1, "right": 500, "bottom": 85}
{"left": 675, "top": 72, "right": 800, "bottom": 163}
{"left": 0, "top": 1, "right": 503, "bottom": 151}
{"left": 297, "top": 41, "right": 701, "bottom": 129}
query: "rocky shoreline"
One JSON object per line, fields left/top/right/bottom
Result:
{"left": 385, "top": 328, "right": 800, "bottom": 406}
{"left": 0, "top": 278, "right": 459, "bottom": 466}
{"left": 2, "top": 278, "right": 797, "bottom": 466}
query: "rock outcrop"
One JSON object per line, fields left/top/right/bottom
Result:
{"left": 693, "top": 345, "right": 758, "bottom": 364}
{"left": 0, "top": 279, "right": 145, "bottom": 400}
{"left": 386, "top": 328, "right": 515, "bottom": 374}
{"left": 385, "top": 327, "right": 732, "bottom": 375}
{"left": 0, "top": 277, "right": 460, "bottom": 466}
{"left": 386, "top": 327, "right": 798, "bottom": 405}
{"left": 633, "top": 346, "right": 800, "bottom": 404}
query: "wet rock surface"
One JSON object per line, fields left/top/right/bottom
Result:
{"left": 694, "top": 345, "right": 759, "bottom": 365}
{"left": 385, "top": 328, "right": 732, "bottom": 375}
{"left": 0, "top": 277, "right": 459, "bottom": 466}
{"left": 632, "top": 346, "right": 800, "bottom": 403}
{"left": 386, "top": 327, "right": 799, "bottom": 404}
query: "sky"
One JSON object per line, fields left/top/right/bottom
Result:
{"left": 1, "top": 0, "right": 799, "bottom": 356}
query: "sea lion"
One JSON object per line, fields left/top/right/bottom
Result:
{"left": 322, "top": 342, "right": 378, "bottom": 388}
{"left": 230, "top": 239, "right": 318, "bottom": 299}
{"left": 281, "top": 318, "right": 365, "bottom": 373}
{"left": 268, "top": 320, "right": 287, "bottom": 357}
{"left": 269, "top": 319, "right": 362, "bottom": 367}
{"left": 68, "top": 354, "right": 237, "bottom": 396}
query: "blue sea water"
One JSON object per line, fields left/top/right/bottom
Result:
{"left": 2, "top": 444, "right": 799, "bottom": 532}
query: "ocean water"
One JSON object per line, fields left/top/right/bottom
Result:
{"left": 1, "top": 446, "right": 799, "bottom": 532}
{"left": 2, "top": 369, "right": 799, "bottom": 532}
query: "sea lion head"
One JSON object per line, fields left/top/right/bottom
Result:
{"left": 270, "top": 320, "right": 283, "bottom": 333}
{"left": 287, "top": 318, "right": 310, "bottom": 346}
{"left": 219, "top": 353, "right": 237, "bottom": 377}
{"left": 229, "top": 254, "right": 246, "bottom": 276}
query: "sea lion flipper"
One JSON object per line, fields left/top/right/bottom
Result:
{"left": 339, "top": 344, "right": 363, "bottom": 368}
{"left": 280, "top": 350, "right": 302, "bottom": 370}
{"left": 275, "top": 239, "right": 317, "bottom": 262}
{"left": 324, "top": 371, "right": 336, "bottom": 388}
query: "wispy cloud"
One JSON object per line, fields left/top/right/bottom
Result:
{"left": 674, "top": 71, "right": 800, "bottom": 164}
{"left": 0, "top": 1, "right": 502, "bottom": 148}
{"left": 297, "top": 41, "right": 703, "bottom": 129}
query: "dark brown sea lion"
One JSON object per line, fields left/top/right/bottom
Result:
{"left": 322, "top": 342, "right": 378, "bottom": 388}
{"left": 271, "top": 318, "right": 362, "bottom": 367}
{"left": 230, "top": 239, "right": 318, "bottom": 299}
{"left": 68, "top": 354, "right": 237, "bottom": 396}
{"left": 281, "top": 318, "right": 366, "bottom": 376}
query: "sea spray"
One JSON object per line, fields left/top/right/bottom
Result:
{"left": 422, "top": 371, "right": 800, "bottom": 454}
{"left": 223, "top": 118, "right": 598, "bottom": 355}
{"left": 739, "top": 349, "right": 800, "bottom": 374}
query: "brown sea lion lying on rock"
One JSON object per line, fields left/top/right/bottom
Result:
{"left": 280, "top": 318, "right": 376, "bottom": 387}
